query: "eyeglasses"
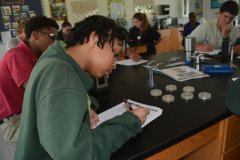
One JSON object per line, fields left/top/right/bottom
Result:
{"left": 38, "top": 31, "right": 57, "bottom": 41}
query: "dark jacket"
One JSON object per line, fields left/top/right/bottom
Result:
{"left": 129, "top": 26, "right": 160, "bottom": 55}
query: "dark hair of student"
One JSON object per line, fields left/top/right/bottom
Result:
{"left": 132, "top": 12, "right": 150, "bottom": 35}
{"left": 66, "top": 15, "right": 128, "bottom": 53}
{"left": 112, "top": 26, "right": 129, "bottom": 54}
{"left": 24, "top": 16, "right": 59, "bottom": 40}
{"left": 189, "top": 12, "right": 196, "bottom": 18}
{"left": 17, "top": 19, "right": 28, "bottom": 34}
{"left": 61, "top": 20, "right": 72, "bottom": 29}
{"left": 220, "top": 0, "right": 239, "bottom": 16}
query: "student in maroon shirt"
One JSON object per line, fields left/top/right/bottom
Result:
{"left": 0, "top": 16, "right": 59, "bottom": 142}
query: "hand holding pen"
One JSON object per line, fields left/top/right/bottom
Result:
{"left": 123, "top": 99, "right": 150, "bottom": 124}
{"left": 123, "top": 98, "right": 134, "bottom": 110}
{"left": 89, "top": 107, "right": 100, "bottom": 129}
{"left": 197, "top": 40, "right": 213, "bottom": 52}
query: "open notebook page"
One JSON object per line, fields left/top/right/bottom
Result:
{"left": 116, "top": 59, "right": 148, "bottom": 66}
{"left": 95, "top": 99, "right": 163, "bottom": 128}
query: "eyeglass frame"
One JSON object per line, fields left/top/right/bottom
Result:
{"left": 37, "top": 31, "right": 57, "bottom": 41}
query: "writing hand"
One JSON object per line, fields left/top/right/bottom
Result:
{"left": 129, "top": 52, "right": 141, "bottom": 62}
{"left": 89, "top": 108, "right": 100, "bottom": 129}
{"left": 127, "top": 47, "right": 141, "bottom": 62}
{"left": 130, "top": 107, "right": 150, "bottom": 124}
{"left": 196, "top": 43, "right": 213, "bottom": 52}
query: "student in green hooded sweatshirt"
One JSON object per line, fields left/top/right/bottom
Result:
{"left": 14, "top": 15, "right": 149, "bottom": 160}
{"left": 226, "top": 78, "right": 240, "bottom": 115}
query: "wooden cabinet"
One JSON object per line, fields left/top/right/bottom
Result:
{"left": 221, "top": 115, "right": 240, "bottom": 160}
{"left": 146, "top": 115, "right": 240, "bottom": 160}
{"left": 118, "top": 27, "right": 183, "bottom": 59}
{"left": 156, "top": 27, "right": 183, "bottom": 54}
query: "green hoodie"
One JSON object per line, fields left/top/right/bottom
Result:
{"left": 226, "top": 78, "right": 240, "bottom": 115}
{"left": 15, "top": 41, "right": 142, "bottom": 160}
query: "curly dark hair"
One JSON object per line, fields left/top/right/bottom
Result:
{"left": 66, "top": 15, "right": 128, "bottom": 53}
{"left": 25, "top": 16, "right": 59, "bottom": 40}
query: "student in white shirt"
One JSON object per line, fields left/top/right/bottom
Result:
{"left": 6, "top": 19, "right": 28, "bottom": 51}
{"left": 189, "top": 1, "right": 240, "bottom": 54}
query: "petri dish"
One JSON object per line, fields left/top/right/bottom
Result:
{"left": 150, "top": 89, "right": 162, "bottom": 97}
{"left": 162, "top": 94, "right": 175, "bottom": 103}
{"left": 183, "top": 86, "right": 195, "bottom": 93}
{"left": 166, "top": 85, "right": 177, "bottom": 92}
{"left": 198, "top": 92, "right": 212, "bottom": 101}
{"left": 181, "top": 92, "right": 194, "bottom": 101}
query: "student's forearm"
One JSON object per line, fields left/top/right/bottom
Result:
{"left": 196, "top": 44, "right": 213, "bottom": 52}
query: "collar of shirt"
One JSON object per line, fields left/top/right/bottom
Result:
{"left": 17, "top": 41, "right": 38, "bottom": 63}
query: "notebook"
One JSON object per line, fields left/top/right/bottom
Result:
{"left": 95, "top": 99, "right": 163, "bottom": 128}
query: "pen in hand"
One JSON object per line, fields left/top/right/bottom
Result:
{"left": 123, "top": 99, "right": 157, "bottom": 112}
{"left": 123, "top": 98, "right": 133, "bottom": 110}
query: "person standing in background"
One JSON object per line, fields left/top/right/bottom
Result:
{"left": 189, "top": 1, "right": 240, "bottom": 53}
{"left": 57, "top": 19, "right": 72, "bottom": 43}
{"left": 5, "top": 19, "right": 28, "bottom": 51}
{"left": 183, "top": 12, "right": 200, "bottom": 46}
{"left": 0, "top": 16, "right": 58, "bottom": 142}
{"left": 128, "top": 12, "right": 161, "bottom": 57}
{"left": 183, "top": 12, "right": 200, "bottom": 37}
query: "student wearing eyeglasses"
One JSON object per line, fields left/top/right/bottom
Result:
{"left": 15, "top": 15, "right": 149, "bottom": 160}
{"left": 0, "top": 16, "right": 58, "bottom": 142}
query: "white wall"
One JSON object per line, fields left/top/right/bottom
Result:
{"left": 41, "top": 0, "right": 217, "bottom": 24}
{"left": 40, "top": 0, "right": 240, "bottom": 27}
{"left": 96, "top": 0, "right": 135, "bottom": 29}
{"left": 202, "top": 0, "right": 218, "bottom": 21}
{"left": 42, "top": 0, "right": 135, "bottom": 29}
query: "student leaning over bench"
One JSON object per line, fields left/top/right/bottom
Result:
{"left": 14, "top": 15, "right": 149, "bottom": 160}
{"left": 0, "top": 16, "right": 58, "bottom": 142}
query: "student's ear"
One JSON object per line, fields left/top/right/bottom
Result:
{"left": 89, "top": 31, "right": 99, "bottom": 47}
{"left": 31, "top": 31, "right": 39, "bottom": 40}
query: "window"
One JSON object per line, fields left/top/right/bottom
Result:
{"left": 134, "top": 0, "right": 154, "bottom": 22}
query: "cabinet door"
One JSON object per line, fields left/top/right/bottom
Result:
{"left": 156, "top": 28, "right": 183, "bottom": 54}
{"left": 156, "top": 29, "right": 172, "bottom": 54}
{"left": 222, "top": 115, "right": 240, "bottom": 152}
{"left": 171, "top": 28, "right": 183, "bottom": 52}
